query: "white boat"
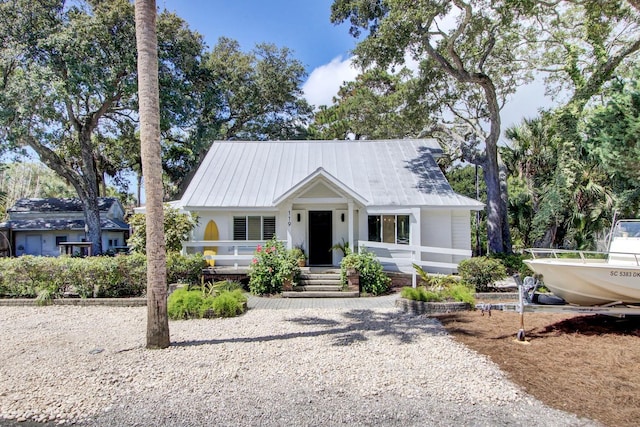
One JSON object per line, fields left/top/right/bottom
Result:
{"left": 524, "top": 220, "right": 640, "bottom": 306}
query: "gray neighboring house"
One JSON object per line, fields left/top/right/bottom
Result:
{"left": 179, "top": 139, "right": 484, "bottom": 274}
{"left": 0, "top": 198, "right": 130, "bottom": 257}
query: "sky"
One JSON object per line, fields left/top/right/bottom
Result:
{"left": 161, "top": 0, "right": 551, "bottom": 133}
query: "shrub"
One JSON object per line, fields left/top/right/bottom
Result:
{"left": 457, "top": 257, "right": 507, "bottom": 292}
{"left": 167, "top": 252, "right": 208, "bottom": 285}
{"left": 248, "top": 237, "right": 300, "bottom": 295}
{"left": 167, "top": 287, "right": 247, "bottom": 320}
{"left": 128, "top": 205, "right": 199, "bottom": 254}
{"left": 340, "top": 249, "right": 390, "bottom": 295}
{"left": 400, "top": 283, "right": 475, "bottom": 305}
{"left": 211, "top": 289, "right": 247, "bottom": 317}
{"left": 167, "top": 288, "right": 210, "bottom": 320}
{"left": 400, "top": 286, "right": 443, "bottom": 302}
{"left": 443, "top": 283, "right": 476, "bottom": 305}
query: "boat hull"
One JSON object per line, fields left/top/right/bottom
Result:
{"left": 524, "top": 258, "right": 640, "bottom": 306}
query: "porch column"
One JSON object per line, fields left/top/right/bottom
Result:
{"left": 286, "top": 204, "right": 293, "bottom": 249}
{"left": 348, "top": 201, "right": 354, "bottom": 251}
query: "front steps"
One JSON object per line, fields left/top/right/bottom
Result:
{"left": 282, "top": 272, "right": 359, "bottom": 298}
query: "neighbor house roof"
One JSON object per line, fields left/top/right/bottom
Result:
{"left": 180, "top": 140, "right": 484, "bottom": 209}
{"left": 1, "top": 197, "right": 129, "bottom": 232}
{"left": 8, "top": 197, "right": 120, "bottom": 213}
{"left": 0, "top": 218, "right": 129, "bottom": 231}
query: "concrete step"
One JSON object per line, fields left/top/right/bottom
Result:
{"left": 282, "top": 291, "right": 359, "bottom": 298}
{"left": 300, "top": 273, "right": 342, "bottom": 280}
{"left": 299, "top": 278, "right": 342, "bottom": 286}
{"left": 293, "top": 284, "right": 343, "bottom": 292}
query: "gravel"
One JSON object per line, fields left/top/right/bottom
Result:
{"left": 0, "top": 305, "right": 599, "bottom": 426}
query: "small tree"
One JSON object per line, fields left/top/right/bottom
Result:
{"left": 128, "top": 205, "right": 198, "bottom": 253}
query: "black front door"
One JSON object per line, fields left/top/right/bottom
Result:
{"left": 308, "top": 211, "right": 333, "bottom": 265}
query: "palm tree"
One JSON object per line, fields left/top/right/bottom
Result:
{"left": 135, "top": 0, "right": 169, "bottom": 348}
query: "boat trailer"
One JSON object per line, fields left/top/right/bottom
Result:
{"left": 476, "top": 275, "right": 640, "bottom": 342}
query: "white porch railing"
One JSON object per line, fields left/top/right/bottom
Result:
{"left": 357, "top": 240, "right": 472, "bottom": 287}
{"left": 181, "top": 239, "right": 471, "bottom": 284}
{"left": 181, "top": 240, "right": 286, "bottom": 269}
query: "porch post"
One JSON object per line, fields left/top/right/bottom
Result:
{"left": 286, "top": 204, "right": 293, "bottom": 249}
{"left": 348, "top": 201, "right": 354, "bottom": 251}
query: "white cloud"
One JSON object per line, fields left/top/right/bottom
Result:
{"left": 501, "top": 77, "right": 555, "bottom": 130}
{"left": 302, "top": 55, "right": 554, "bottom": 134}
{"left": 302, "top": 56, "right": 360, "bottom": 109}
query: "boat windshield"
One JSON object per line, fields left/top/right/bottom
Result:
{"left": 613, "top": 220, "right": 640, "bottom": 238}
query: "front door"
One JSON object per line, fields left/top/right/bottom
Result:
{"left": 308, "top": 211, "right": 333, "bottom": 265}
{"left": 25, "top": 235, "right": 42, "bottom": 256}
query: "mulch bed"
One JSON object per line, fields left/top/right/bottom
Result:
{"left": 436, "top": 310, "right": 640, "bottom": 427}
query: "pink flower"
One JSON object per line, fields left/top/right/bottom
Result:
{"left": 265, "top": 247, "right": 272, "bottom": 254}
{"left": 252, "top": 258, "right": 258, "bottom": 264}
{"left": 256, "top": 244, "right": 262, "bottom": 252}
{"left": 270, "top": 246, "right": 276, "bottom": 252}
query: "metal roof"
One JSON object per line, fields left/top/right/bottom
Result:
{"left": 180, "top": 140, "right": 484, "bottom": 209}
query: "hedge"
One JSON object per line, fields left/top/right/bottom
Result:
{"left": 0, "top": 253, "right": 207, "bottom": 299}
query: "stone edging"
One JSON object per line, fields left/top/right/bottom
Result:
{"left": 0, "top": 298, "right": 147, "bottom": 307}
{"left": 395, "top": 298, "right": 472, "bottom": 315}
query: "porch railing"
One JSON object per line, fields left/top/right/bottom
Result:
{"left": 181, "top": 240, "right": 286, "bottom": 269}
{"left": 181, "top": 239, "right": 471, "bottom": 284}
{"left": 357, "top": 240, "right": 472, "bottom": 287}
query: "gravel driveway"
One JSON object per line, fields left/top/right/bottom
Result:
{"left": 0, "top": 304, "right": 599, "bottom": 426}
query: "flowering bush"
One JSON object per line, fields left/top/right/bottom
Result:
{"left": 248, "top": 237, "right": 300, "bottom": 295}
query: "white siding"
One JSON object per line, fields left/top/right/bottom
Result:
{"left": 421, "top": 209, "right": 454, "bottom": 274}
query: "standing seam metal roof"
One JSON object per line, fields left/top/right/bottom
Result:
{"left": 180, "top": 140, "right": 483, "bottom": 209}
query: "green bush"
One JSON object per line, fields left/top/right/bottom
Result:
{"left": 211, "top": 289, "right": 247, "bottom": 317}
{"left": 340, "top": 249, "right": 390, "bottom": 295}
{"left": 248, "top": 237, "right": 300, "bottom": 295}
{"left": 457, "top": 257, "right": 507, "bottom": 292}
{"left": 400, "top": 286, "right": 443, "bottom": 302}
{"left": 443, "top": 283, "right": 476, "bottom": 305}
{"left": 167, "top": 287, "right": 246, "bottom": 320}
{"left": 167, "top": 288, "right": 211, "bottom": 319}
{"left": 167, "top": 252, "right": 208, "bottom": 285}
{"left": 400, "top": 283, "right": 475, "bottom": 305}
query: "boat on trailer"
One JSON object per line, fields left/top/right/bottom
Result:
{"left": 524, "top": 219, "right": 640, "bottom": 306}
{"left": 476, "top": 220, "right": 640, "bottom": 341}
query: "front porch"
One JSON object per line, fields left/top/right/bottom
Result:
{"left": 185, "top": 239, "right": 470, "bottom": 289}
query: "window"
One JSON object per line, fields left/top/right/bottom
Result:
{"left": 233, "top": 216, "right": 276, "bottom": 240}
{"left": 367, "top": 215, "right": 410, "bottom": 245}
{"left": 55, "top": 236, "right": 68, "bottom": 246}
{"left": 108, "top": 239, "right": 119, "bottom": 248}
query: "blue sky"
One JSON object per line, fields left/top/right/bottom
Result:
{"left": 161, "top": 0, "right": 360, "bottom": 108}
{"left": 160, "top": 0, "right": 550, "bottom": 129}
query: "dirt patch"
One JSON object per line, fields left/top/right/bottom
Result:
{"left": 436, "top": 310, "right": 640, "bottom": 427}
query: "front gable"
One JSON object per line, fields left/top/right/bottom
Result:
{"left": 273, "top": 167, "right": 368, "bottom": 206}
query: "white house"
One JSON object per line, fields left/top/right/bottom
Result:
{"left": 1, "top": 198, "right": 130, "bottom": 257}
{"left": 180, "top": 139, "right": 483, "bottom": 274}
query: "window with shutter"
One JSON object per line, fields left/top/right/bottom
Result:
{"left": 233, "top": 217, "right": 247, "bottom": 240}
{"left": 263, "top": 217, "right": 276, "bottom": 239}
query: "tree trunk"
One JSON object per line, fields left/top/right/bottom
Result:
{"left": 480, "top": 78, "right": 510, "bottom": 254}
{"left": 135, "top": 0, "right": 169, "bottom": 349}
